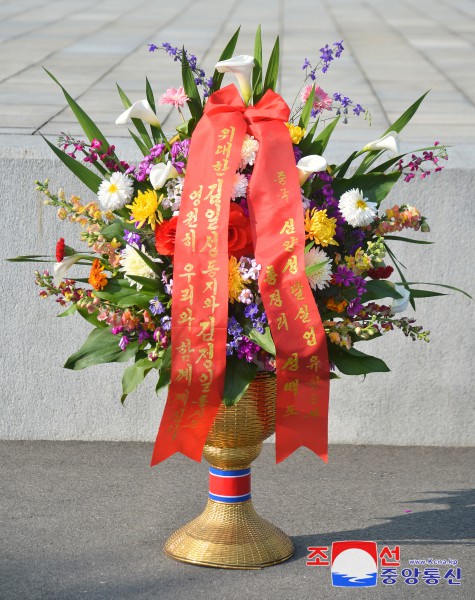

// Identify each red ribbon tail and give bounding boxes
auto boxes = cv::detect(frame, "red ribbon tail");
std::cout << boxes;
[275,422,328,464]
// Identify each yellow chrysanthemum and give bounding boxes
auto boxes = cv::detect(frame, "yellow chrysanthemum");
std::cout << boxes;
[126,189,163,228]
[304,208,338,247]
[285,122,305,144]
[228,256,245,303]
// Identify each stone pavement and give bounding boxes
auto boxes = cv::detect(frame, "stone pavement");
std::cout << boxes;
[1,442,473,600]
[0,0,474,145]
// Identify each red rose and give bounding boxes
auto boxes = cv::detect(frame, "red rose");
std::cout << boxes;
[155,204,254,258]
[56,237,65,262]
[155,216,178,256]
[228,203,254,258]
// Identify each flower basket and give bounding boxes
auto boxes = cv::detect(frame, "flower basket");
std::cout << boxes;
[9,27,469,569]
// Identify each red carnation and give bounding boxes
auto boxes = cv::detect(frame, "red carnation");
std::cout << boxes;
[367,265,393,280]
[56,237,65,262]
[155,217,178,256]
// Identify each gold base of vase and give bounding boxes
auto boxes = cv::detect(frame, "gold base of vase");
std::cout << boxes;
[164,499,294,569]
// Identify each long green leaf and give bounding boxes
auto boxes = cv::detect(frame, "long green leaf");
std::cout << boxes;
[121,356,159,404]
[360,280,403,303]
[331,171,401,205]
[223,355,258,406]
[42,136,102,193]
[328,344,390,376]
[245,325,276,355]
[384,235,433,244]
[211,26,241,93]
[308,115,340,155]
[398,282,472,299]
[182,48,203,119]
[64,328,138,370]
[298,84,315,129]
[385,244,415,310]
[156,346,172,392]
[44,68,112,149]
[263,36,280,93]
[252,25,263,102]
[384,91,429,136]
[146,77,162,143]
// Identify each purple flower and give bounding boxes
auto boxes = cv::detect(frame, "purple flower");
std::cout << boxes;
[244,303,259,319]
[302,58,311,70]
[123,230,141,245]
[111,326,124,335]
[333,40,344,58]
[236,337,260,362]
[227,316,243,338]
[150,296,165,315]
[138,330,150,344]
[119,335,129,351]
[293,145,303,163]
[353,103,364,116]
[333,266,355,287]
[148,44,158,52]
[347,298,364,318]
[319,44,333,73]
[160,316,171,331]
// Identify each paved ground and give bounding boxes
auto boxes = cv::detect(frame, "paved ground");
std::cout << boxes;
[0,442,473,599]
[0,0,474,145]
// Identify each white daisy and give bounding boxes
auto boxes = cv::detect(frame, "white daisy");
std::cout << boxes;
[97,172,134,211]
[338,188,377,227]
[239,134,259,170]
[119,244,161,289]
[231,173,248,200]
[304,247,333,290]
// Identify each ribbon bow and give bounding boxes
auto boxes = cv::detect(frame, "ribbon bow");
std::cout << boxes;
[151,85,329,466]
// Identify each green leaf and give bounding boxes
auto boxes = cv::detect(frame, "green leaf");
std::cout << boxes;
[211,26,241,94]
[101,219,138,242]
[58,305,78,317]
[128,129,149,156]
[384,91,429,136]
[308,115,340,155]
[6,254,55,263]
[397,282,472,299]
[328,344,390,376]
[176,117,197,138]
[126,274,164,294]
[145,77,162,143]
[263,35,280,94]
[409,289,447,298]
[44,69,112,149]
[64,328,138,370]
[331,171,401,205]
[121,356,159,404]
[117,82,154,150]
[181,48,203,120]
[252,25,263,102]
[95,285,156,309]
[245,325,276,355]
[332,150,359,177]
[77,307,108,328]
[360,280,403,303]
[384,235,433,244]
[385,244,415,310]
[298,84,315,129]
[223,355,258,407]
[41,136,102,193]
[299,119,319,153]
[156,346,172,392]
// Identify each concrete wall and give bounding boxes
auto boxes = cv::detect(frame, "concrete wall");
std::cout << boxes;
[1,137,473,446]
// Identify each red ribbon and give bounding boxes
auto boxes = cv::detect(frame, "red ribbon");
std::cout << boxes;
[151,85,329,466]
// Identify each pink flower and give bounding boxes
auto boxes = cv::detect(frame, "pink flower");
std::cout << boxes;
[301,84,333,113]
[158,86,189,108]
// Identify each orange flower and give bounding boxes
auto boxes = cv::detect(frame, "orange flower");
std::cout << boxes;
[326,297,348,313]
[88,259,108,291]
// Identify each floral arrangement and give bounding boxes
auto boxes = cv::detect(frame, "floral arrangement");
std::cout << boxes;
[11,28,468,457]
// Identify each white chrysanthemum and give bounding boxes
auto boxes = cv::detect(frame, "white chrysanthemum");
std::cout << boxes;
[304,247,333,290]
[162,178,183,212]
[231,173,248,200]
[338,188,377,227]
[97,172,134,211]
[239,134,259,170]
[119,244,161,289]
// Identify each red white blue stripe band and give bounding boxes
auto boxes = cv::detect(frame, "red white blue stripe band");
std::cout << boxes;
[209,466,251,503]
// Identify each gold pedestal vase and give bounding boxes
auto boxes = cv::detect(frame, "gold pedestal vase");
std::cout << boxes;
[164,372,294,569]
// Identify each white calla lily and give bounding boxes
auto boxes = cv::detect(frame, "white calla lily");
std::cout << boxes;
[53,254,83,285]
[391,284,411,313]
[215,55,254,104]
[149,161,179,190]
[297,155,327,186]
[115,99,160,127]
[363,131,400,157]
